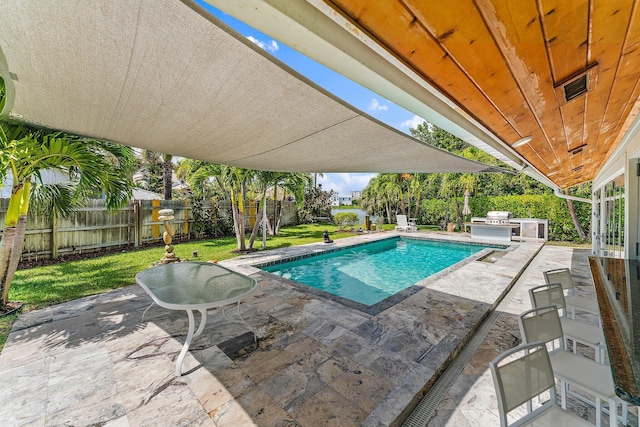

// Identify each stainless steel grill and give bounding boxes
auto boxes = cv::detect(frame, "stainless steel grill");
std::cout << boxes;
[485,211,512,225]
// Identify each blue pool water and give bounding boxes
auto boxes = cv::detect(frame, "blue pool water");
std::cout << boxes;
[261,238,498,306]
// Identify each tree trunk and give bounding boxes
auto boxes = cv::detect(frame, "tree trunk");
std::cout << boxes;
[275,191,285,234]
[454,193,462,229]
[163,160,172,200]
[567,198,588,240]
[247,200,263,249]
[0,226,17,307]
[265,216,273,236]
[231,201,246,251]
[385,202,392,224]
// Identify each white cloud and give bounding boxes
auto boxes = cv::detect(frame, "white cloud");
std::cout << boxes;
[401,115,425,129]
[368,98,389,111]
[318,173,376,195]
[246,36,279,53]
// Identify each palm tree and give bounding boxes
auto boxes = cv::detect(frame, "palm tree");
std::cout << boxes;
[162,153,173,200]
[0,122,136,308]
[312,172,324,188]
[273,173,311,234]
[362,174,398,224]
[139,150,173,200]
[248,171,283,249]
[176,160,254,251]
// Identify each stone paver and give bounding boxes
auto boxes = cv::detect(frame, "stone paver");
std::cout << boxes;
[0,231,551,426]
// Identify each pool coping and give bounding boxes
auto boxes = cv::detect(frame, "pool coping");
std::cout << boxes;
[221,231,545,425]
[251,235,511,316]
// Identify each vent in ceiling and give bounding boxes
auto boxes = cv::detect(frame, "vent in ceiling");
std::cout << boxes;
[564,76,587,101]
[569,144,587,155]
[555,63,599,105]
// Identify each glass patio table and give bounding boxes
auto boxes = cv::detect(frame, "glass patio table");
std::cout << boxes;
[135,262,257,376]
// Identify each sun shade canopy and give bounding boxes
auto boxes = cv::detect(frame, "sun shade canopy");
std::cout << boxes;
[0,0,501,174]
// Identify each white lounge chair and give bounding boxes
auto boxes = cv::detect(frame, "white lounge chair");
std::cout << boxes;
[529,283,605,363]
[543,268,600,324]
[490,342,592,427]
[395,215,416,232]
[518,305,629,427]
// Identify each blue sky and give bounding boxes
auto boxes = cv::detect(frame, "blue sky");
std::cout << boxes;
[198,2,426,195]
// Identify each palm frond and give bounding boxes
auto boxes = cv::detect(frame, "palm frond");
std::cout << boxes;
[29,181,82,220]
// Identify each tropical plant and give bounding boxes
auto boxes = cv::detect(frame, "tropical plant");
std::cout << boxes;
[297,184,333,223]
[174,160,255,251]
[0,121,136,308]
[250,171,310,243]
[247,170,283,249]
[138,150,174,199]
[162,153,173,200]
[333,212,360,229]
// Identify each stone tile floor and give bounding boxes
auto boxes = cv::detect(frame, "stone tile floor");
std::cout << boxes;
[0,231,632,426]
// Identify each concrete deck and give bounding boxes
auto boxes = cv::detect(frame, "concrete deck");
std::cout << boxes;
[0,231,622,426]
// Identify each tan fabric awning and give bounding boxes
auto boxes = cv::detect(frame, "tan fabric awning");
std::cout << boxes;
[0,0,501,174]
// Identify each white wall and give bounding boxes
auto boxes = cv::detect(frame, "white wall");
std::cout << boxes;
[593,113,640,258]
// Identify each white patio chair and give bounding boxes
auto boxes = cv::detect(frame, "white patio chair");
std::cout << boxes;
[543,268,600,324]
[395,215,416,232]
[490,341,592,427]
[529,283,606,363]
[518,305,629,426]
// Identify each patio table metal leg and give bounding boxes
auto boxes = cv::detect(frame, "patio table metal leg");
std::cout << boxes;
[222,301,256,343]
[175,309,207,376]
[141,302,155,322]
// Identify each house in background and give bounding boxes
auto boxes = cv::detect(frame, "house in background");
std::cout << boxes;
[329,194,352,206]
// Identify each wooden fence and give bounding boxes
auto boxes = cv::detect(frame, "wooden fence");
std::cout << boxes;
[0,198,296,261]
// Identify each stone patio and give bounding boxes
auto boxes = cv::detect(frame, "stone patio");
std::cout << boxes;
[1,232,622,426]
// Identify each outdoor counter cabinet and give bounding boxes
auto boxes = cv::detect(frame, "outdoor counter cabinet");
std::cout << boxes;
[589,256,640,405]
[135,262,257,376]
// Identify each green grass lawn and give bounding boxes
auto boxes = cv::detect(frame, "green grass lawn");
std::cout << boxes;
[0,223,357,350]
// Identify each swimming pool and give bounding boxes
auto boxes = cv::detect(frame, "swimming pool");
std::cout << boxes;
[261,237,501,306]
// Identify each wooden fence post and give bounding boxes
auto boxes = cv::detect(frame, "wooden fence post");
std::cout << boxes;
[133,200,141,247]
[151,199,160,238]
[183,199,189,238]
[51,214,58,259]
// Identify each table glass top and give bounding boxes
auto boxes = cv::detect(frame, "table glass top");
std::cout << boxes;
[135,262,257,309]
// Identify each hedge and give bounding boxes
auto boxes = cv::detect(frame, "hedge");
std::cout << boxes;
[333,212,360,228]
[418,194,591,242]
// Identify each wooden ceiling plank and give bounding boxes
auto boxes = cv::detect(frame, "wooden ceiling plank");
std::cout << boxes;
[329,0,520,142]
[475,0,565,174]
[538,0,589,82]
[400,0,534,134]
[596,78,640,174]
[400,0,558,170]
[537,0,591,182]
[582,0,635,177]
[588,1,640,173]
[329,0,640,187]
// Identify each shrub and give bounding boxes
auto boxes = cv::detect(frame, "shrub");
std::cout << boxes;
[333,212,360,228]
[419,194,591,241]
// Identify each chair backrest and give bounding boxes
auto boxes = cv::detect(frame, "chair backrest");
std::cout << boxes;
[518,305,565,351]
[529,283,567,314]
[490,342,557,426]
[397,215,408,226]
[543,268,574,295]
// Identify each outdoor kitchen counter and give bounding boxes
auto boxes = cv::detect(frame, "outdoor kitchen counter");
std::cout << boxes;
[466,222,518,242]
[588,256,640,405]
